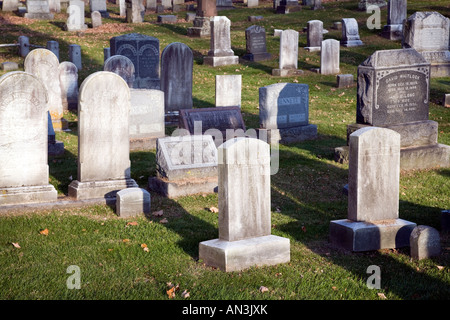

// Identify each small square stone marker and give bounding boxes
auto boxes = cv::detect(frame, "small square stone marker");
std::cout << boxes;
[116,187,151,217]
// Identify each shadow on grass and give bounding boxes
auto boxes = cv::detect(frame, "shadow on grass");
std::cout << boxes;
[156,22,189,36]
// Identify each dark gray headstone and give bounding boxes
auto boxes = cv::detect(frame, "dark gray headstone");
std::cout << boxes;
[110,33,160,89]
[243,25,271,62]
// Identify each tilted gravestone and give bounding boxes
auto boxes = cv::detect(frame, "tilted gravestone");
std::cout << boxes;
[58,61,79,111]
[103,55,136,88]
[402,11,450,78]
[129,88,165,150]
[242,25,271,62]
[148,135,218,198]
[24,49,68,131]
[335,48,450,170]
[272,29,303,76]
[68,71,138,200]
[341,18,364,47]
[199,137,290,272]
[0,72,58,205]
[203,16,239,67]
[330,127,416,252]
[305,20,323,52]
[258,83,317,144]
[160,42,194,113]
[110,33,160,89]
[215,75,241,108]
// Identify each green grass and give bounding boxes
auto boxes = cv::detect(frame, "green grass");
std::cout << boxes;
[0,0,449,301]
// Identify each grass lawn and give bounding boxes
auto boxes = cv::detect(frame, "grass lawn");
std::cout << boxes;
[0,0,449,304]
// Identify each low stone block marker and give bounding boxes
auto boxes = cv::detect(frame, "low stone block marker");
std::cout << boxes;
[336,74,354,88]
[199,137,290,272]
[410,225,441,260]
[116,187,151,217]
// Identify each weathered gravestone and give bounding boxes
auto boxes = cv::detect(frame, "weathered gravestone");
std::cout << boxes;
[24,0,54,19]
[65,0,88,31]
[146,0,156,11]
[58,61,79,111]
[403,12,450,77]
[242,25,272,62]
[48,0,61,12]
[0,72,58,205]
[334,49,450,170]
[444,94,450,108]
[382,0,407,41]
[91,10,102,28]
[116,187,151,217]
[161,0,171,9]
[216,0,233,10]
[203,16,239,67]
[1,62,19,71]
[312,0,323,10]
[160,42,193,113]
[157,15,177,23]
[358,0,386,10]
[110,33,160,89]
[69,44,82,70]
[341,18,364,47]
[148,135,218,198]
[2,0,19,11]
[247,0,258,7]
[46,41,59,61]
[199,137,290,272]
[126,0,145,23]
[187,0,217,38]
[305,20,323,52]
[258,83,317,145]
[129,88,165,150]
[410,225,441,260]
[330,127,416,252]
[103,54,136,88]
[90,0,109,17]
[272,29,303,76]
[103,47,111,61]
[179,107,247,147]
[275,0,300,14]
[24,49,68,131]
[215,75,241,108]
[320,39,340,75]
[119,0,126,16]
[68,71,139,200]
[337,74,354,88]
[47,111,65,156]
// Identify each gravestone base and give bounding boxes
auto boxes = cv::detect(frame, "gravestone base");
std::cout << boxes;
[382,24,403,41]
[68,178,139,200]
[187,17,211,38]
[305,46,321,52]
[148,176,218,198]
[203,56,239,67]
[258,125,318,145]
[0,185,57,206]
[242,52,272,62]
[130,136,161,151]
[329,219,416,252]
[429,62,450,78]
[272,68,304,76]
[199,235,290,272]
[24,12,54,19]
[341,40,363,47]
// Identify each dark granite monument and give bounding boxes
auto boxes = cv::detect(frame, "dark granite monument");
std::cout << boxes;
[242,25,272,62]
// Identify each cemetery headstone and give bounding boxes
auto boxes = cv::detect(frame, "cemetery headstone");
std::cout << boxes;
[341,18,364,47]
[161,0,171,9]
[358,0,387,10]
[146,0,156,11]
[187,0,217,37]
[157,15,177,23]
[247,0,258,7]
[160,42,193,113]
[272,29,303,76]
[215,75,241,108]
[410,225,441,260]
[68,71,139,200]
[24,49,68,131]
[119,0,126,16]
[1,62,19,71]
[336,74,354,88]
[116,187,151,217]
[48,0,61,12]
[320,39,340,75]
[330,127,416,251]
[0,72,58,205]
[24,0,54,19]
[216,0,233,10]
[129,88,165,150]
[242,25,272,62]
[58,61,79,111]
[46,41,59,61]
[402,11,450,77]
[90,0,109,17]
[126,0,145,23]
[258,83,317,144]
[110,33,160,89]
[275,0,300,14]
[69,44,82,70]
[91,10,102,28]
[47,111,65,156]
[103,55,136,88]
[103,47,111,61]
[2,0,19,12]
[65,0,88,31]
[203,16,239,67]
[18,36,30,57]
[444,94,450,108]
[148,135,218,198]
[199,137,290,272]
[334,48,450,170]
[382,0,407,41]
[305,20,323,52]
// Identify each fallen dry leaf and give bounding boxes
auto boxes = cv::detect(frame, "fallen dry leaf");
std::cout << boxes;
[437,265,444,271]
[127,221,139,226]
[160,218,168,224]
[332,286,337,291]
[122,239,130,243]
[209,206,219,213]
[259,286,269,293]
[39,228,49,236]
[152,210,164,217]
[12,242,21,249]
[181,290,190,298]
[141,243,149,252]
[301,226,307,233]
[167,287,176,299]
[377,293,387,299]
